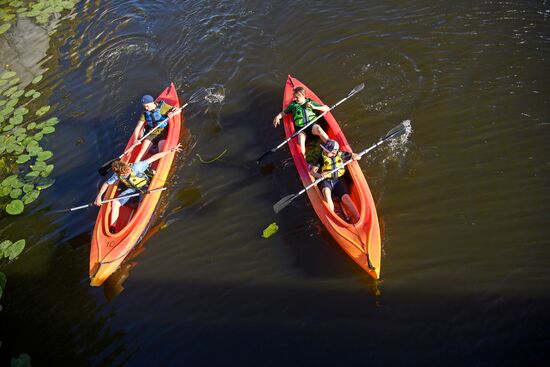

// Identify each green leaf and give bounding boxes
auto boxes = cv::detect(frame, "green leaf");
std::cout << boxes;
[41,164,54,177]
[16,155,30,164]
[27,122,37,130]
[32,91,41,99]
[10,177,23,188]
[0,23,12,35]
[45,117,59,126]
[8,77,20,86]
[25,171,40,177]
[2,123,14,132]
[9,188,22,199]
[22,189,39,204]
[6,97,19,108]
[10,115,23,125]
[0,240,12,254]
[31,75,43,84]
[33,132,43,141]
[23,184,34,193]
[12,90,24,98]
[5,239,25,261]
[36,179,54,190]
[262,222,279,239]
[0,71,16,80]
[10,353,31,367]
[36,150,52,161]
[5,199,24,215]
[2,86,17,97]
[36,105,50,116]
[13,107,28,116]
[24,89,36,97]
[42,126,55,134]
[0,186,11,197]
[1,175,17,187]
[1,106,14,116]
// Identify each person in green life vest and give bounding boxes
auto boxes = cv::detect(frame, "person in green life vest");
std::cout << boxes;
[133,94,180,162]
[309,139,361,223]
[94,143,182,232]
[273,86,330,157]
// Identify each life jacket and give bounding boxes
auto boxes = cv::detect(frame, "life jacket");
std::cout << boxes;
[118,164,149,192]
[144,100,167,129]
[321,150,346,180]
[292,98,316,128]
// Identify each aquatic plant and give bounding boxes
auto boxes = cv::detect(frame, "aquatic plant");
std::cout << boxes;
[0,0,79,35]
[0,68,57,215]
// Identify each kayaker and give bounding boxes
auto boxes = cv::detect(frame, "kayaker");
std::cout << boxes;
[95,143,182,232]
[273,86,330,157]
[309,139,361,223]
[133,94,180,162]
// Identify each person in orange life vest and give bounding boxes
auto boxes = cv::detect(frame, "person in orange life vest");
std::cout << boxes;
[273,86,330,157]
[309,139,361,223]
[94,143,182,232]
[133,94,180,162]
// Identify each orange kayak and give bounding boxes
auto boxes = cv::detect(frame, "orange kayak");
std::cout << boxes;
[282,75,381,279]
[89,83,181,286]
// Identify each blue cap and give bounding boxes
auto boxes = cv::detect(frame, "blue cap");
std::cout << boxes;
[141,95,154,104]
[321,139,339,153]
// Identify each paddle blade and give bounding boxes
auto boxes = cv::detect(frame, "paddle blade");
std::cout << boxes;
[382,120,409,142]
[187,87,209,104]
[348,83,365,97]
[97,158,116,176]
[273,194,297,213]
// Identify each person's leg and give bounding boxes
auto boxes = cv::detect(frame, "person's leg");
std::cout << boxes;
[110,200,120,230]
[341,194,360,223]
[135,140,152,162]
[157,139,166,152]
[298,132,307,157]
[312,124,329,143]
[321,186,334,211]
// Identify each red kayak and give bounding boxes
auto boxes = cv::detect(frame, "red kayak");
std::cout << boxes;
[89,83,181,286]
[282,75,381,279]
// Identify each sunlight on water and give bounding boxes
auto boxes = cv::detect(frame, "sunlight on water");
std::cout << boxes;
[204,85,226,104]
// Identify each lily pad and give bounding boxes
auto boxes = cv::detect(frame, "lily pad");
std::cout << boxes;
[0,240,11,259]
[262,222,279,239]
[42,126,55,134]
[6,97,19,108]
[34,132,43,141]
[22,184,34,193]
[5,199,24,215]
[25,171,40,178]
[10,115,23,125]
[8,77,20,86]
[0,23,12,35]
[1,175,17,186]
[0,186,11,197]
[6,239,25,260]
[2,86,17,96]
[24,89,36,97]
[10,177,23,189]
[1,106,14,116]
[10,188,22,199]
[36,179,54,190]
[14,107,28,116]
[16,155,30,164]
[12,90,24,98]
[31,75,43,84]
[36,105,50,116]
[41,164,54,177]
[2,123,14,132]
[37,150,53,161]
[45,117,59,126]
[0,71,16,80]
[32,91,41,99]
[22,189,39,204]
[27,122,37,130]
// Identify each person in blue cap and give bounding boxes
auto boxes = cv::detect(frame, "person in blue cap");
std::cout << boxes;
[133,94,179,162]
[309,139,361,223]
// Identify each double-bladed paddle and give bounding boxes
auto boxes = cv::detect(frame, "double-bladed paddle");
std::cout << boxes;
[256,83,365,163]
[55,186,168,213]
[273,121,410,213]
[97,88,208,176]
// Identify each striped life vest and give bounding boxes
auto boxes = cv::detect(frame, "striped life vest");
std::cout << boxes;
[321,150,346,180]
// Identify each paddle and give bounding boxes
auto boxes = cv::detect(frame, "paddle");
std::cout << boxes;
[55,186,168,213]
[97,88,208,176]
[256,83,365,163]
[273,121,409,213]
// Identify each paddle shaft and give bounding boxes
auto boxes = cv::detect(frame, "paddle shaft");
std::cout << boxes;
[257,83,364,161]
[67,187,167,212]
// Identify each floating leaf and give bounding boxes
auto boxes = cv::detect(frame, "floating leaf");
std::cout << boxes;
[9,188,22,198]
[11,177,23,189]
[10,115,23,125]
[37,150,53,161]
[22,189,39,204]
[41,164,54,177]
[31,75,43,84]
[23,184,34,193]
[1,175,17,187]
[0,271,6,289]
[0,186,11,196]
[3,86,17,96]
[33,132,43,141]
[6,97,19,108]
[14,127,26,136]
[36,179,54,190]
[27,122,37,130]
[32,91,41,99]
[13,107,28,116]
[5,199,24,215]
[32,161,46,171]
[1,106,14,116]
[2,123,14,132]
[25,171,40,177]
[0,240,11,259]
[42,126,55,134]
[36,105,50,116]
[24,89,36,97]
[0,23,12,35]
[45,117,59,126]
[262,222,279,239]
[5,239,25,261]
[8,77,20,86]
[0,70,16,80]
[12,89,24,98]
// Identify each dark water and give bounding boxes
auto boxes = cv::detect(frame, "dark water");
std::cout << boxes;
[1,0,550,365]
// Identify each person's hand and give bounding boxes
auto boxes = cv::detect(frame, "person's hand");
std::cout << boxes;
[306,102,313,109]
[352,153,361,161]
[321,172,331,179]
[94,196,103,206]
[170,143,183,153]
[273,114,281,127]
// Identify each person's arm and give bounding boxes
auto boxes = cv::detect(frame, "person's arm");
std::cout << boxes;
[273,104,294,127]
[144,143,183,165]
[95,181,110,206]
[133,119,145,142]
[309,164,324,179]
[307,100,330,113]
